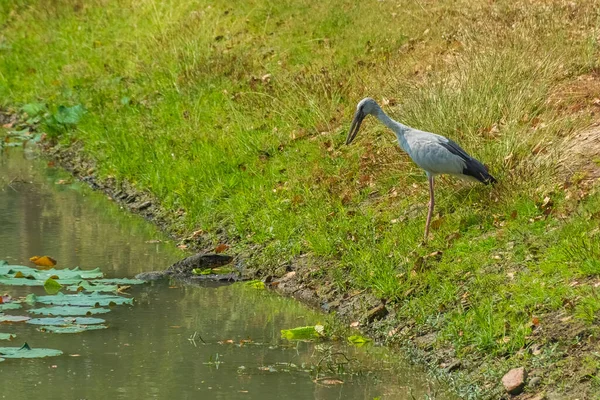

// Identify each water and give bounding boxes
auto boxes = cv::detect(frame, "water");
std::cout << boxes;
[0,149,448,399]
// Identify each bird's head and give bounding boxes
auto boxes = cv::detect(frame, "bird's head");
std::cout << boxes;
[346,97,379,145]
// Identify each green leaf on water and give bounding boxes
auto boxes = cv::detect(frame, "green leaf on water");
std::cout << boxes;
[0,343,62,358]
[39,324,107,334]
[44,277,62,295]
[347,335,372,346]
[29,306,111,316]
[0,276,84,286]
[245,280,265,290]
[281,325,324,340]
[27,317,105,326]
[0,303,21,311]
[66,278,145,292]
[0,315,30,323]
[0,333,15,340]
[0,264,103,284]
[66,281,118,293]
[26,292,134,307]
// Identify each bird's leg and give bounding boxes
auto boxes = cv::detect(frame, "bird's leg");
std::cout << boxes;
[424,175,435,243]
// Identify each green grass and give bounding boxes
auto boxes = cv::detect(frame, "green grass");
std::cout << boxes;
[2,0,600,397]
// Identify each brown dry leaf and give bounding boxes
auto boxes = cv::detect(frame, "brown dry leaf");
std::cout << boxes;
[29,255,57,268]
[215,243,229,253]
[532,317,540,327]
[349,321,359,328]
[117,285,131,293]
[510,210,518,220]
[497,336,511,344]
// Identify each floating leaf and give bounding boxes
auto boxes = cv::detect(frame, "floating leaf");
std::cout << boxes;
[29,306,111,316]
[0,264,103,281]
[30,256,57,268]
[39,324,107,334]
[66,281,118,293]
[0,343,62,358]
[0,303,21,311]
[44,277,62,295]
[347,335,372,346]
[27,317,105,326]
[0,276,83,286]
[245,280,265,290]
[0,315,30,323]
[0,333,15,340]
[281,325,323,340]
[26,292,133,307]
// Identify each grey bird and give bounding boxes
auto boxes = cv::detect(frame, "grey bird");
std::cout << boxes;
[346,97,497,242]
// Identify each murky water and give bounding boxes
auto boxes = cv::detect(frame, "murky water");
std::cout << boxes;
[0,149,449,399]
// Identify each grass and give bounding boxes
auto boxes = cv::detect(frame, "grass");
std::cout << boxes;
[2,0,600,397]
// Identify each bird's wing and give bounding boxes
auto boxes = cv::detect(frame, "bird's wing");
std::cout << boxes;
[405,130,496,184]
[435,137,472,162]
[435,136,496,184]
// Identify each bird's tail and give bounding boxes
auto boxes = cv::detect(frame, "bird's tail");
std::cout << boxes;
[463,158,497,185]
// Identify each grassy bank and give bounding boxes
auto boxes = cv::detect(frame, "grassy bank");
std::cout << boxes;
[2,0,600,397]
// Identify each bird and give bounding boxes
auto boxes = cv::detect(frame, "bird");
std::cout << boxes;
[346,97,497,242]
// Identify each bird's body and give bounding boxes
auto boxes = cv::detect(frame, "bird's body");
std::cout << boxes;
[346,98,496,242]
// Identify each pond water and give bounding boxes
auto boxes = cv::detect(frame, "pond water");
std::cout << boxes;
[0,149,450,399]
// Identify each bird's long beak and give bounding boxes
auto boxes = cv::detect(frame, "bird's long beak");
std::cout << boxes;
[346,110,365,145]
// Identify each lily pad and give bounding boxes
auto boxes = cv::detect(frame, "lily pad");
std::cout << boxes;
[0,303,21,311]
[0,276,84,286]
[39,324,107,334]
[0,315,30,323]
[0,343,62,358]
[27,317,105,326]
[29,306,110,316]
[0,333,15,340]
[26,292,133,307]
[66,281,119,293]
[281,325,324,340]
[245,280,265,290]
[0,264,103,281]
[44,277,62,295]
[347,335,372,346]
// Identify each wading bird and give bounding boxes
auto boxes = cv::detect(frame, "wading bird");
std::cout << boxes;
[346,98,496,242]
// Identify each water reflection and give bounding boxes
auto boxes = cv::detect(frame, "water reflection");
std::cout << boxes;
[0,149,448,399]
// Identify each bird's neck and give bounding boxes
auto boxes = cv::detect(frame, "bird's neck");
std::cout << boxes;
[374,107,409,149]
